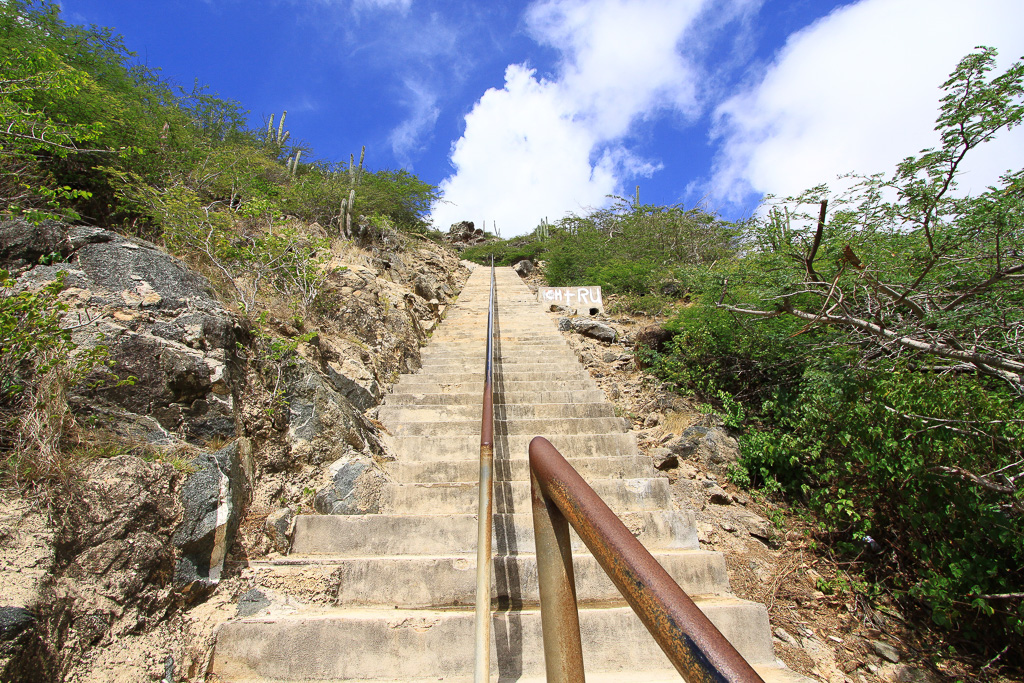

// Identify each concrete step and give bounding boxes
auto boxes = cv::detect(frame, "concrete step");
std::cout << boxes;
[418,357,578,371]
[208,668,809,683]
[383,432,638,461]
[289,510,698,556]
[386,416,629,437]
[248,549,729,608]
[379,402,616,423]
[381,389,607,406]
[384,454,650,483]
[211,599,775,680]
[384,477,669,515]
[393,369,592,386]
[421,344,573,357]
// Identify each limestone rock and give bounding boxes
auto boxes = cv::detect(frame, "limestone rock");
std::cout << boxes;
[707,485,732,505]
[265,508,295,554]
[445,221,487,248]
[414,273,446,303]
[893,664,939,682]
[325,357,382,412]
[39,456,182,674]
[773,626,798,646]
[278,356,377,471]
[665,425,740,473]
[314,457,382,515]
[571,318,617,343]
[651,448,678,471]
[870,639,900,663]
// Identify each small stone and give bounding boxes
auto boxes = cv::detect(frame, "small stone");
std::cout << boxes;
[773,627,798,646]
[0,606,35,641]
[651,448,678,471]
[721,520,738,533]
[678,463,698,479]
[893,664,940,682]
[708,486,732,505]
[265,507,294,554]
[870,639,900,663]
[643,413,662,428]
[236,588,272,617]
[602,351,617,363]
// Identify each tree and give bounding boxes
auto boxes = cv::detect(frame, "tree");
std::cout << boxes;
[717,47,1024,394]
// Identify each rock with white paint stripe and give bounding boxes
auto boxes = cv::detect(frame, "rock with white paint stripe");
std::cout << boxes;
[173,441,246,589]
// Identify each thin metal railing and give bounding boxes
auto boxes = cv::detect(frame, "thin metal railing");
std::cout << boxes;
[529,436,766,683]
[473,259,496,682]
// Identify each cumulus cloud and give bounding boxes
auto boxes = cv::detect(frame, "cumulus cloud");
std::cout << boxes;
[710,0,1024,208]
[432,0,712,235]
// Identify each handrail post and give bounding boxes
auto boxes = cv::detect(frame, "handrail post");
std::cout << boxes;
[529,436,765,683]
[530,468,585,683]
[473,259,496,682]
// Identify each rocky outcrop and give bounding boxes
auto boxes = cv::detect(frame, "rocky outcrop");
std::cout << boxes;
[444,221,487,249]
[0,218,471,680]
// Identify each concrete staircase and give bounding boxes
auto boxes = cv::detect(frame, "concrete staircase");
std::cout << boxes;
[211,267,811,682]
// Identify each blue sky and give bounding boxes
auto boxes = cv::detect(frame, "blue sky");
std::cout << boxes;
[61,0,1024,236]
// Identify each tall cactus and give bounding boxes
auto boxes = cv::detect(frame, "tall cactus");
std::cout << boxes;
[266,111,291,148]
[339,146,365,238]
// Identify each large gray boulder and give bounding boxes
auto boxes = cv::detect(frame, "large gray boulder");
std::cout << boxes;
[512,260,534,277]
[3,221,215,309]
[275,356,378,471]
[571,317,617,343]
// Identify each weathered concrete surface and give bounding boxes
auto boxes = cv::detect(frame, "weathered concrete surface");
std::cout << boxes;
[210,267,811,682]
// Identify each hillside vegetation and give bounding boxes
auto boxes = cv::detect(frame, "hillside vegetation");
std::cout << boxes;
[1,0,446,476]
[468,48,1024,669]
[3,0,1023,675]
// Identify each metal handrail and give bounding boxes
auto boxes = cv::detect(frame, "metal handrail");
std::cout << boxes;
[529,436,766,683]
[473,259,496,682]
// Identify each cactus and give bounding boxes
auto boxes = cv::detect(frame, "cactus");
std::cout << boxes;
[266,111,291,147]
[340,146,365,238]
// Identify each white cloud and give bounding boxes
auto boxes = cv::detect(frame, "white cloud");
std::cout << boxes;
[389,80,440,168]
[351,0,412,13]
[432,0,713,235]
[710,0,1024,208]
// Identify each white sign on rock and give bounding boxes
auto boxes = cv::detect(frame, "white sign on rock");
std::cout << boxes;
[538,286,604,314]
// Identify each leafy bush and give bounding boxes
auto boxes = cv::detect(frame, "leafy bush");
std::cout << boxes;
[1,271,116,483]
[462,236,547,266]
[645,48,1024,661]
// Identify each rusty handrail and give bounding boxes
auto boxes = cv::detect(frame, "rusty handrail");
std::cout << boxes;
[529,436,765,683]
[473,259,496,682]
